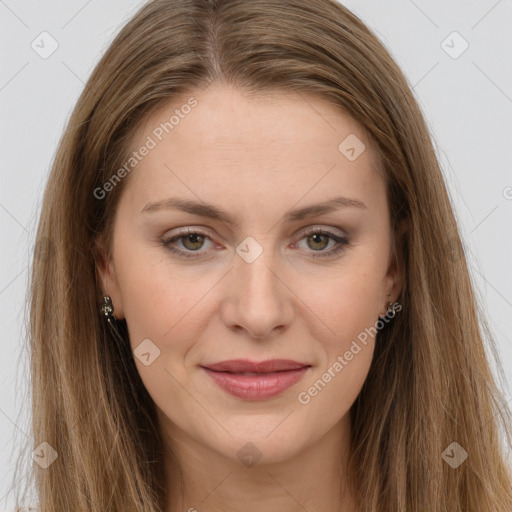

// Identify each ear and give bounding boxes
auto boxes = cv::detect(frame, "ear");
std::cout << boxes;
[93,236,125,320]
[383,218,408,307]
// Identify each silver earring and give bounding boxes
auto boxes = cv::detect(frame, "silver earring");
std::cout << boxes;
[100,295,126,345]
[100,295,117,327]
[100,294,114,317]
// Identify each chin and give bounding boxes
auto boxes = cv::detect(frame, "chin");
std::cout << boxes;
[205,419,316,467]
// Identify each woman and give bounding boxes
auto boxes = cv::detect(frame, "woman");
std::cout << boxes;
[15,0,512,510]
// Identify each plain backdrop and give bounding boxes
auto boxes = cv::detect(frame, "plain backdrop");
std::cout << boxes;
[1,0,511,507]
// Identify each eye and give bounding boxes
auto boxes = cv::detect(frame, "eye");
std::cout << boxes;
[295,228,349,259]
[161,228,215,258]
[160,226,349,259]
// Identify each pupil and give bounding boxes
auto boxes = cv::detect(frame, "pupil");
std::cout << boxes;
[184,233,203,250]
[309,234,327,250]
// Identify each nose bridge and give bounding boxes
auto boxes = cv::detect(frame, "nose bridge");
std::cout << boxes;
[235,234,282,301]
[222,234,293,337]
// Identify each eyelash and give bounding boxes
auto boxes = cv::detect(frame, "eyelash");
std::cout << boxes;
[160,227,349,260]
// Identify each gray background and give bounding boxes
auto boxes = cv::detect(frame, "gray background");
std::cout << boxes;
[1,0,511,507]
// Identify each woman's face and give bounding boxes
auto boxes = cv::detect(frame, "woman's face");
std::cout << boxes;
[96,84,402,466]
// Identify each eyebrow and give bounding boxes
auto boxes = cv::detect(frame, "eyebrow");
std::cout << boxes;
[140,195,367,226]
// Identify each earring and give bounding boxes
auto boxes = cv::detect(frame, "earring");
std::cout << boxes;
[384,292,400,317]
[100,295,126,345]
[385,300,396,315]
[379,291,397,318]
[100,295,116,327]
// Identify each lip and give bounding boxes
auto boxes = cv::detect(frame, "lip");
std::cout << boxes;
[201,359,311,400]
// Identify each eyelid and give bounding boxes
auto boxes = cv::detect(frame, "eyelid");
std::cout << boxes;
[301,225,347,237]
[160,225,349,259]
[161,224,347,240]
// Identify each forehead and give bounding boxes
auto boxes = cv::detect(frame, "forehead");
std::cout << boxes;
[131,84,380,161]
[119,84,385,219]
[161,86,366,137]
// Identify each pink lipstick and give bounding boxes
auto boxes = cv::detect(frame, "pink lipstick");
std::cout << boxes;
[201,359,310,400]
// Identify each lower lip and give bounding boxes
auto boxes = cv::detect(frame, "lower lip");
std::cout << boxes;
[202,366,310,400]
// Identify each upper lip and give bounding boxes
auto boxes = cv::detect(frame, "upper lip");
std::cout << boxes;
[202,359,310,373]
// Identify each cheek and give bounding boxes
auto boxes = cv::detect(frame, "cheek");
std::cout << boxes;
[118,260,204,420]
[114,245,204,344]
[291,265,382,412]
[301,265,384,349]
[116,255,221,410]
[295,338,374,439]
[295,274,380,420]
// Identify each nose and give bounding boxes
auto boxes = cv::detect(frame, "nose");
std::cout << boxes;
[219,246,295,340]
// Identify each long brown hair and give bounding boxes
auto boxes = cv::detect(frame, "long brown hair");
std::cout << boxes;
[13,0,512,510]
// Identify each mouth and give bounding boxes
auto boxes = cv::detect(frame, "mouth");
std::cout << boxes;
[203,358,309,373]
[200,359,311,400]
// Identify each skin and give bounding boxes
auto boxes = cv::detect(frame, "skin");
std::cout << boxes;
[95,83,405,511]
